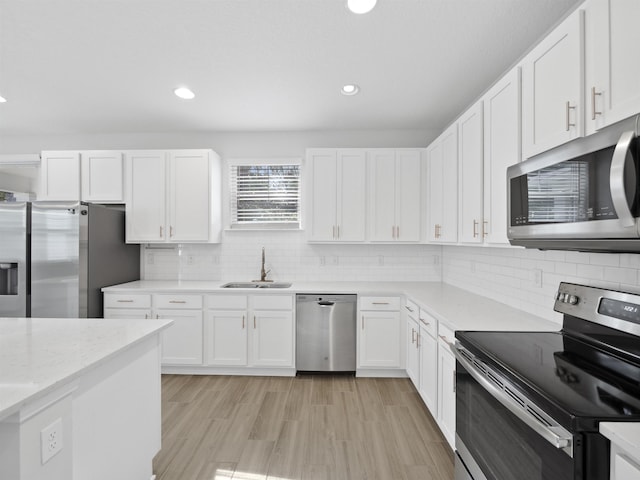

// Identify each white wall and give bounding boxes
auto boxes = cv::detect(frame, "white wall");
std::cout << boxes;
[143,231,442,283]
[442,245,640,323]
[0,129,439,156]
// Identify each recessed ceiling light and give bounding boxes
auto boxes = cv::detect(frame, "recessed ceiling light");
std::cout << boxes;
[347,0,377,14]
[341,84,360,96]
[174,87,195,100]
[0,95,6,103]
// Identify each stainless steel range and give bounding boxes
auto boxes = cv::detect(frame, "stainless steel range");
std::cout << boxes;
[454,282,640,480]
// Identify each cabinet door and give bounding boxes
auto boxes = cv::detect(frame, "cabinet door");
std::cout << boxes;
[426,141,443,242]
[80,151,124,203]
[458,102,484,244]
[39,151,80,200]
[406,316,420,388]
[156,309,203,365]
[419,327,438,415]
[585,0,640,134]
[437,343,456,449]
[103,308,151,319]
[250,310,294,367]
[440,126,459,243]
[359,311,401,368]
[522,10,583,158]
[205,310,247,366]
[126,151,166,243]
[307,149,338,241]
[395,150,421,242]
[336,150,367,241]
[169,150,211,242]
[368,150,397,242]
[483,67,521,245]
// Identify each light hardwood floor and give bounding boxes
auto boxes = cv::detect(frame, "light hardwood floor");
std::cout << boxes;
[154,375,454,480]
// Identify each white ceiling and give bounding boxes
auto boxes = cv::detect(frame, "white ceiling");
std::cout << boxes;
[0,0,582,137]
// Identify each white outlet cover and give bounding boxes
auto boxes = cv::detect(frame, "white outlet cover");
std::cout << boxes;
[40,417,63,464]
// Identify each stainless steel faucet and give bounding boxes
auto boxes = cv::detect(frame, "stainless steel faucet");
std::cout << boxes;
[260,247,271,282]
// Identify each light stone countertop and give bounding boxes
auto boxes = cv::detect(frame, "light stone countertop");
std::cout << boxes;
[0,317,173,421]
[103,280,560,332]
[600,422,640,461]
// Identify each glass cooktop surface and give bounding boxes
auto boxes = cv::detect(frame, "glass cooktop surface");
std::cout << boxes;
[456,329,640,430]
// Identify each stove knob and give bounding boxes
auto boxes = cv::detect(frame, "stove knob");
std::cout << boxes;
[556,292,565,301]
[568,295,578,305]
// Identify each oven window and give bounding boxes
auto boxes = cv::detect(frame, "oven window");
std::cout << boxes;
[456,364,574,480]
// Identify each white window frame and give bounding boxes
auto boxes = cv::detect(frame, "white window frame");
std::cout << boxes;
[227,158,302,230]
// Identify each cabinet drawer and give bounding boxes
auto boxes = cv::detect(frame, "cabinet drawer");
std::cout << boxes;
[418,308,437,339]
[438,322,456,348]
[207,294,248,310]
[360,296,400,311]
[104,293,151,309]
[154,294,203,309]
[404,299,419,318]
[251,295,293,310]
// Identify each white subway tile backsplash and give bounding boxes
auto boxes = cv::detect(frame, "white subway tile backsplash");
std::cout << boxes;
[443,245,640,322]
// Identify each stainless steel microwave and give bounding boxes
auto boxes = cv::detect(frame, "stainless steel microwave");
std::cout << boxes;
[507,118,640,252]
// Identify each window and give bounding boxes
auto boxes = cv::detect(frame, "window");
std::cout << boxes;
[229,162,301,228]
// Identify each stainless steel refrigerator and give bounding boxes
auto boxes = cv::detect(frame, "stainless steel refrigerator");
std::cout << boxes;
[0,201,140,318]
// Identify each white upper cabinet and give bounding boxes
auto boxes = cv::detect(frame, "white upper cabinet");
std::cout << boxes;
[168,150,214,242]
[39,150,124,202]
[522,10,584,158]
[584,0,640,135]
[39,151,81,201]
[306,148,366,242]
[457,101,484,244]
[125,149,221,244]
[80,151,124,203]
[369,149,421,242]
[427,125,458,244]
[482,67,521,245]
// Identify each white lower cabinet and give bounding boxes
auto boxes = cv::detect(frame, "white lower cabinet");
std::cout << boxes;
[405,300,420,387]
[437,323,457,449]
[359,296,402,370]
[418,309,438,416]
[153,294,204,366]
[205,294,294,369]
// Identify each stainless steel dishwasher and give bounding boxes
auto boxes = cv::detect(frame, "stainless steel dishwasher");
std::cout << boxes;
[296,294,357,372]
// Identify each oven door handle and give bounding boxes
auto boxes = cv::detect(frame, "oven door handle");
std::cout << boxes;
[610,130,637,228]
[453,344,574,457]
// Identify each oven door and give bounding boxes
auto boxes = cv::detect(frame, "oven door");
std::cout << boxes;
[454,344,576,480]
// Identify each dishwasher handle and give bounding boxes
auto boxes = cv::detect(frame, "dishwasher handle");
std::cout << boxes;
[317,300,335,307]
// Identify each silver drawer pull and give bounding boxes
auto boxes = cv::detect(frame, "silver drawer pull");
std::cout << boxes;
[169,300,187,304]
[405,305,414,312]
[372,302,390,305]
[420,318,429,325]
[117,299,134,303]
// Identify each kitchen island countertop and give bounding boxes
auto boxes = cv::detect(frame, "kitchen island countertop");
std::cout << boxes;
[0,316,172,421]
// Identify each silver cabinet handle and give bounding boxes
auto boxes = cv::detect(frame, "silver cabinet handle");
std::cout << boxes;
[332,225,336,239]
[242,315,245,329]
[610,131,637,227]
[117,299,134,303]
[483,220,488,237]
[453,344,573,456]
[591,86,602,120]
[144,313,148,319]
[372,302,389,305]
[473,220,478,238]
[254,315,256,329]
[337,225,340,239]
[405,305,414,313]
[170,226,174,238]
[565,101,576,131]
[411,328,416,344]
[160,226,163,238]
[416,333,420,348]
[419,318,429,325]
[169,300,186,304]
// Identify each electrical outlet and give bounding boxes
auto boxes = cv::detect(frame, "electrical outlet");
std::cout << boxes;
[319,255,326,266]
[330,256,339,265]
[378,255,384,266]
[147,252,154,265]
[187,255,194,265]
[41,418,63,464]
[533,268,543,288]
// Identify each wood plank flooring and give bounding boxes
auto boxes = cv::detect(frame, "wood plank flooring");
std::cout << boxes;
[154,375,454,480]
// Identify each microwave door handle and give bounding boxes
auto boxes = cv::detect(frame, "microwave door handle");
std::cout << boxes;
[453,344,573,457]
[610,131,637,228]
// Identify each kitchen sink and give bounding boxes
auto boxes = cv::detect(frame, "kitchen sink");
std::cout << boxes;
[221,282,292,289]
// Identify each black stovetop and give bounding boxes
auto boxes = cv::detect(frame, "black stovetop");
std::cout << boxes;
[456,325,640,431]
